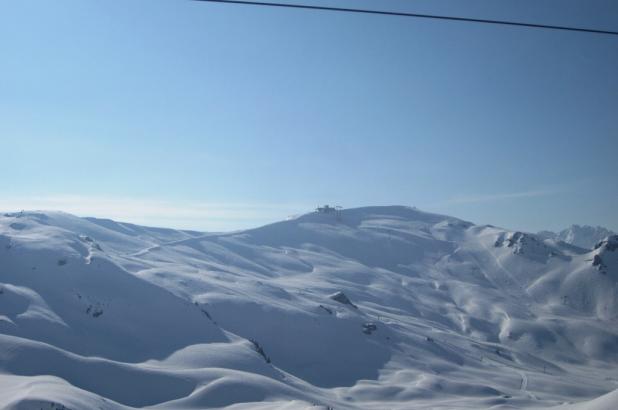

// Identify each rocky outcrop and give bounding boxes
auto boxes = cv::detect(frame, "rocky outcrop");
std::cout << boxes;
[329,291,357,309]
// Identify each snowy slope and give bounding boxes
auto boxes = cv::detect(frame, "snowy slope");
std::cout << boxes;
[1,207,617,409]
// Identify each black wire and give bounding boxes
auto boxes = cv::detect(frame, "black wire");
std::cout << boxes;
[192,0,618,36]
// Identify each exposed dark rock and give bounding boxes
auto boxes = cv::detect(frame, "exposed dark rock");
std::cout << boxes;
[362,322,377,335]
[250,339,271,363]
[594,235,618,252]
[47,402,73,410]
[86,304,104,318]
[329,291,357,309]
[200,308,212,320]
[494,231,561,263]
[80,235,103,251]
[591,236,617,273]
[592,254,605,268]
[319,304,333,315]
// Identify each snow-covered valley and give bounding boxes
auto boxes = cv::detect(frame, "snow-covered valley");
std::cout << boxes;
[1,206,617,409]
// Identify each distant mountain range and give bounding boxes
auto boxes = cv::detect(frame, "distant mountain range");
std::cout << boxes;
[538,225,616,249]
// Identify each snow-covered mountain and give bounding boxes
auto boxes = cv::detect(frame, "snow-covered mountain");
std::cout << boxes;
[1,207,617,410]
[538,225,616,250]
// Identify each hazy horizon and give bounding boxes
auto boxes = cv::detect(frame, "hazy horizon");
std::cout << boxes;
[1,201,616,234]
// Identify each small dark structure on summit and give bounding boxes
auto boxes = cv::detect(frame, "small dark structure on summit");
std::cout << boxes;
[316,205,343,220]
[316,205,337,213]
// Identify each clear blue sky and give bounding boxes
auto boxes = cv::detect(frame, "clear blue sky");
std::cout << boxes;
[1,0,617,232]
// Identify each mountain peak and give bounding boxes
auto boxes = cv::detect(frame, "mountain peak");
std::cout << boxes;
[538,224,616,250]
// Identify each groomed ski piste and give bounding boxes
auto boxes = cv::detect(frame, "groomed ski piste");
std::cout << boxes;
[0,206,617,409]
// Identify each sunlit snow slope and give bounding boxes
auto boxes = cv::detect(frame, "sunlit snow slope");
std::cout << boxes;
[1,207,617,410]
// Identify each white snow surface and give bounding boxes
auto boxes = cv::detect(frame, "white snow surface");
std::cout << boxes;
[0,206,617,409]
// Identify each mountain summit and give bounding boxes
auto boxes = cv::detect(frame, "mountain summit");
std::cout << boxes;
[538,224,616,250]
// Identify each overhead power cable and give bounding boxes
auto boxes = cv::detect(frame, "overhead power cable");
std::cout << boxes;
[192,0,618,36]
